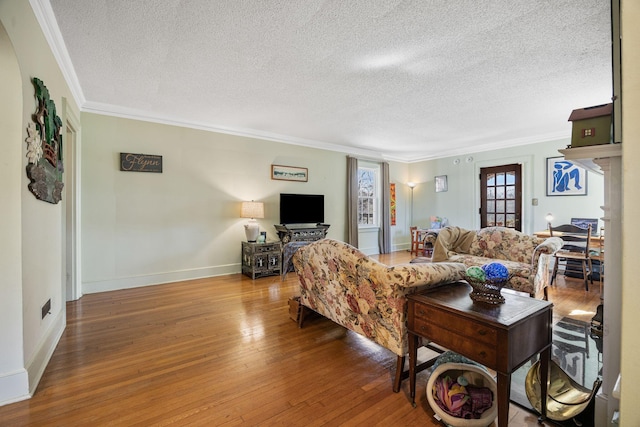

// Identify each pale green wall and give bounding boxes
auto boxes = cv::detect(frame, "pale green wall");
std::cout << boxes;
[81,113,410,289]
[84,111,607,290]
[408,139,605,234]
[79,106,609,296]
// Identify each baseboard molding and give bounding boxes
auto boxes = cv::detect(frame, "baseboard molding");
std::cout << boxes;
[83,263,240,294]
[26,308,66,397]
[395,243,411,253]
[359,244,411,256]
[0,369,30,406]
[0,297,66,407]
[359,246,379,256]
[594,390,613,426]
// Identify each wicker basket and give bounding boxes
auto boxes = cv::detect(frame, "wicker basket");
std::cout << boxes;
[426,362,498,427]
[465,275,508,305]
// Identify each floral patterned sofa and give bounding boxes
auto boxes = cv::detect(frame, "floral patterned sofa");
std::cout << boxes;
[430,226,563,299]
[292,238,466,392]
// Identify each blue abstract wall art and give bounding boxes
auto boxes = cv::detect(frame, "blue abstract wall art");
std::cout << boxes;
[546,157,588,196]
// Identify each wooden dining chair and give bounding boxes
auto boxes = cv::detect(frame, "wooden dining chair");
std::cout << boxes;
[409,226,426,256]
[550,224,593,291]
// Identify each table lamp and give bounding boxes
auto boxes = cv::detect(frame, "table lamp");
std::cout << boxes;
[545,213,554,231]
[241,201,264,242]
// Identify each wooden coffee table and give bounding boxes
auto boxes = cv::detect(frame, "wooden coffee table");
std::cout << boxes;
[407,281,552,426]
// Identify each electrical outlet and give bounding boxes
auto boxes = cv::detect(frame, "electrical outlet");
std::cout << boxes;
[41,298,51,319]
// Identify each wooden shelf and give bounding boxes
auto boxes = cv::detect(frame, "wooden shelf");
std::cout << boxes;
[559,144,622,175]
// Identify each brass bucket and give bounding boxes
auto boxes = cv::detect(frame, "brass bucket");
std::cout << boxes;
[525,359,602,421]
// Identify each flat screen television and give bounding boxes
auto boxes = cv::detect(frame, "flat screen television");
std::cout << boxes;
[279,193,324,225]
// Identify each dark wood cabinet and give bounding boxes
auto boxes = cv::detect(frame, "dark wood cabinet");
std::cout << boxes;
[241,241,282,279]
[274,224,329,243]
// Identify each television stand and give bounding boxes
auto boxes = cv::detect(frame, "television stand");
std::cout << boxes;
[274,224,330,243]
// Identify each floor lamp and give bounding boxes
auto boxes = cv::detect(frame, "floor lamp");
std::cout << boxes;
[408,182,416,227]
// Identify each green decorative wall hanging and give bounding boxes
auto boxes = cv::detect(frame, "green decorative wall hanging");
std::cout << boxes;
[25,77,64,204]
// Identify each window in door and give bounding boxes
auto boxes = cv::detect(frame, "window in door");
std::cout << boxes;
[480,164,522,231]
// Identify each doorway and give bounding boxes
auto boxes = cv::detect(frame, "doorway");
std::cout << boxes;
[480,164,522,231]
[62,104,81,301]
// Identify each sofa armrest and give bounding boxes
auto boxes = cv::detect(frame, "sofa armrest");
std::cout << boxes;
[386,262,467,288]
[531,237,564,266]
[355,259,466,356]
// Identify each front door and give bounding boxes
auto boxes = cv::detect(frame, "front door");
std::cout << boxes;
[480,164,522,231]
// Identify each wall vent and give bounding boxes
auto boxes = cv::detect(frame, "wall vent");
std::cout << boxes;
[41,298,51,319]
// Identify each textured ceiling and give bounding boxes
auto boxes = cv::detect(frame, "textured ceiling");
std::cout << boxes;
[41,0,612,162]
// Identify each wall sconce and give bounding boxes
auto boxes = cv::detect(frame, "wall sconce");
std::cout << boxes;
[241,201,264,242]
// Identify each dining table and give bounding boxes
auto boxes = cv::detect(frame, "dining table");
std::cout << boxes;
[534,230,603,248]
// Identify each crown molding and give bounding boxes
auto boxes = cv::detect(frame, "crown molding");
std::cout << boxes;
[81,101,391,160]
[30,0,85,107]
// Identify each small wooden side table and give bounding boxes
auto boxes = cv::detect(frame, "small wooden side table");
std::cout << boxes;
[241,241,282,279]
[407,281,552,426]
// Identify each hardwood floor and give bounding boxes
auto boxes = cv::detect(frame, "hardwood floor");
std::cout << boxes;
[0,251,602,426]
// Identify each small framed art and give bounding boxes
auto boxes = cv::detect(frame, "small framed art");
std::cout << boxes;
[271,164,308,182]
[435,175,448,193]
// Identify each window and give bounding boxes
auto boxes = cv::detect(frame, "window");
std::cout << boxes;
[358,165,379,226]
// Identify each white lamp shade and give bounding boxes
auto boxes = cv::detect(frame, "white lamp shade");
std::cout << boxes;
[241,201,264,219]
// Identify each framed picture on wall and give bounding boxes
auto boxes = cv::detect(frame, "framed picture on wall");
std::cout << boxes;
[271,164,308,182]
[435,175,448,193]
[546,157,587,196]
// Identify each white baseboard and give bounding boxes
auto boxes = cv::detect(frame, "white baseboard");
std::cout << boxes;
[392,243,411,253]
[359,246,379,256]
[0,302,66,407]
[361,244,411,256]
[83,263,240,294]
[0,369,29,406]
[26,308,66,396]
[595,388,620,427]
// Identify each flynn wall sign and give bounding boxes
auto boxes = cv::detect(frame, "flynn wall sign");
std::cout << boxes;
[120,153,163,173]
